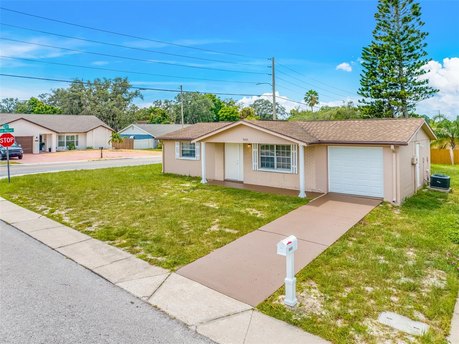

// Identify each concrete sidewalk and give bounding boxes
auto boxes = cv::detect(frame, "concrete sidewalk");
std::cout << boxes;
[178,193,380,306]
[0,197,328,344]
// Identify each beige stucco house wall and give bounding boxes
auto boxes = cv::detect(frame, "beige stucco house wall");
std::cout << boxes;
[160,120,434,205]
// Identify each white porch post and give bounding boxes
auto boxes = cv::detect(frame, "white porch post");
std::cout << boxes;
[50,133,57,153]
[298,144,306,198]
[201,142,207,184]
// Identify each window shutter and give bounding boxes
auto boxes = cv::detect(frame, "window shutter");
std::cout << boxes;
[252,143,258,170]
[175,142,180,159]
[195,142,201,160]
[291,144,298,174]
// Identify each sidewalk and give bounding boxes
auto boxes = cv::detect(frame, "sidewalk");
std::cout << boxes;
[0,197,328,344]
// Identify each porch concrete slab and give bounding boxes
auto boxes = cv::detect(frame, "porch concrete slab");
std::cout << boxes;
[0,207,42,224]
[148,273,252,326]
[117,274,169,300]
[6,216,63,233]
[178,230,326,306]
[178,193,379,306]
[28,225,91,248]
[57,238,131,270]
[94,256,168,284]
[245,311,329,344]
[196,310,253,344]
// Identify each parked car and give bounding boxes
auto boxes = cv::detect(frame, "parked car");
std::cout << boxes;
[0,143,23,160]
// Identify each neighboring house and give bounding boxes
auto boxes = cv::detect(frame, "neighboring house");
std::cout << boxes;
[0,114,113,154]
[158,118,436,204]
[118,123,190,149]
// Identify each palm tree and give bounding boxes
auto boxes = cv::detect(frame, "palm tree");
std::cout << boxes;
[431,115,459,164]
[304,90,319,112]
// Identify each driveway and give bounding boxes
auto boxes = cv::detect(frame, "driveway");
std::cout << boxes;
[19,149,160,164]
[178,193,381,306]
[0,221,212,344]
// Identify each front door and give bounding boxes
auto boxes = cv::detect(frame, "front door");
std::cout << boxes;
[225,143,243,181]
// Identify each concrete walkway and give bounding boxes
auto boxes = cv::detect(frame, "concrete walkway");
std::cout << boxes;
[0,197,328,344]
[178,193,381,306]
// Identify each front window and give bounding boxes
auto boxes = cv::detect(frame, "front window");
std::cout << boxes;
[259,144,291,171]
[57,135,79,149]
[180,142,196,158]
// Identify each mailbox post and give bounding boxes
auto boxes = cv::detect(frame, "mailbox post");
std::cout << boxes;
[277,235,298,307]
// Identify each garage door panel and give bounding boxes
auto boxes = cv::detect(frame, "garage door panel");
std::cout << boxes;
[328,147,384,198]
[15,136,33,154]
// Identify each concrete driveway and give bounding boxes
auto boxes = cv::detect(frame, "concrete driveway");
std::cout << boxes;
[178,193,381,306]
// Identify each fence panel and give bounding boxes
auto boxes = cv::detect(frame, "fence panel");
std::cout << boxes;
[431,149,458,165]
[112,138,134,150]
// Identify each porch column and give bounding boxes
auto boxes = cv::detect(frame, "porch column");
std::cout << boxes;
[201,142,207,184]
[50,133,57,153]
[298,144,306,198]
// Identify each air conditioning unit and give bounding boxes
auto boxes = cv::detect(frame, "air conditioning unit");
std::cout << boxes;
[430,174,451,191]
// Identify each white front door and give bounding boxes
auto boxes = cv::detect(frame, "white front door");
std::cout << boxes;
[328,146,384,198]
[225,143,243,181]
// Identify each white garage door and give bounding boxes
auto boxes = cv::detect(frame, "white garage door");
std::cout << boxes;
[328,146,384,198]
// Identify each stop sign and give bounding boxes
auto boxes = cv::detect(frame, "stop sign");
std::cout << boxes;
[0,133,15,147]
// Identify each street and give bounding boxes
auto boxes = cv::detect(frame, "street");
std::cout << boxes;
[0,157,161,177]
[0,221,213,344]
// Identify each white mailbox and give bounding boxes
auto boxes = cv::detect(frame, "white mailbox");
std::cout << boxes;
[277,235,298,256]
[277,235,298,307]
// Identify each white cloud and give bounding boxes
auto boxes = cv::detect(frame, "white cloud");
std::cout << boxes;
[91,61,110,66]
[417,57,459,118]
[336,62,352,72]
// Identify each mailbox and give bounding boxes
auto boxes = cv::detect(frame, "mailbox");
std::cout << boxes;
[277,235,298,256]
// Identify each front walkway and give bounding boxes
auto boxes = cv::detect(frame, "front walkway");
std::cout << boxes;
[178,193,381,306]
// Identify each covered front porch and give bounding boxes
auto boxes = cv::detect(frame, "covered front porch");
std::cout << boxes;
[199,141,309,198]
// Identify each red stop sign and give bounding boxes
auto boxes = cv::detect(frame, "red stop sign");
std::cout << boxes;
[0,133,15,147]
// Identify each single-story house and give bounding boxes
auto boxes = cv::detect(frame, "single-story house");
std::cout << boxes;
[0,113,113,154]
[158,118,436,204]
[118,123,190,149]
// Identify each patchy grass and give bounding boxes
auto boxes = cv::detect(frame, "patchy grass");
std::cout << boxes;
[258,164,459,343]
[0,164,306,270]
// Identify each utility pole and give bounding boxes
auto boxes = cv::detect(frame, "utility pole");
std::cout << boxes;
[271,57,277,120]
[180,85,184,127]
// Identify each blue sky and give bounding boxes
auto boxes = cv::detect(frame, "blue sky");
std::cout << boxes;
[1,0,458,116]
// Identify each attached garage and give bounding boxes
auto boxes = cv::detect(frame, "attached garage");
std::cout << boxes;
[328,146,384,198]
[15,136,34,154]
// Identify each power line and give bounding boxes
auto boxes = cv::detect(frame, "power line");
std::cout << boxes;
[1,23,262,69]
[0,37,268,75]
[0,55,263,85]
[0,6,263,59]
[0,73,263,97]
[279,63,349,93]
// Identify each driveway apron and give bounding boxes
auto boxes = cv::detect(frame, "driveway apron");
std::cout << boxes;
[178,193,381,306]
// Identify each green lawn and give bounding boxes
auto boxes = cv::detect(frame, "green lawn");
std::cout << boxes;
[0,164,306,270]
[258,164,459,344]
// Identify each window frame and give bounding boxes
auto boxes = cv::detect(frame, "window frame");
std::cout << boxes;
[258,144,293,173]
[179,141,196,160]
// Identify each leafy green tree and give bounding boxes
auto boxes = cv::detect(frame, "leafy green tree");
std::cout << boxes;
[0,98,20,113]
[252,99,286,120]
[239,107,258,120]
[304,90,319,111]
[174,92,215,124]
[15,97,61,114]
[358,0,437,118]
[218,106,240,122]
[204,94,224,120]
[289,104,362,121]
[430,115,458,164]
[49,77,142,130]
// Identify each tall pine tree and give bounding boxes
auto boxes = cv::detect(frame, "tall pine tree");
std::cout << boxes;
[358,0,437,118]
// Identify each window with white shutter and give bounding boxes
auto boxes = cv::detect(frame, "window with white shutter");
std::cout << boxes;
[176,141,199,160]
[195,142,201,160]
[175,142,180,159]
[291,144,298,174]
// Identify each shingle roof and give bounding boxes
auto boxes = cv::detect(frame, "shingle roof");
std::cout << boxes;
[130,123,191,137]
[158,118,434,145]
[0,113,113,133]
[157,122,231,140]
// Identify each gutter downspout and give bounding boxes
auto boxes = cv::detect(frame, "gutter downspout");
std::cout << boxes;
[391,145,397,204]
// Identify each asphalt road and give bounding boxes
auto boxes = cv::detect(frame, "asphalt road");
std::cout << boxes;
[0,157,161,178]
[0,221,213,344]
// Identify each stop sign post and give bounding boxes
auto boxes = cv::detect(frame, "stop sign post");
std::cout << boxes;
[0,133,15,183]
